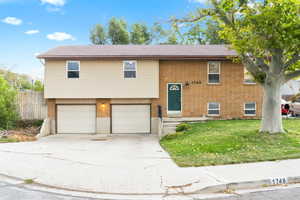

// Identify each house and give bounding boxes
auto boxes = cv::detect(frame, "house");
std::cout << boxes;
[281,79,300,101]
[37,45,263,136]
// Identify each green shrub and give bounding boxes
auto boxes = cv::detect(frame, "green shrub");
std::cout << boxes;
[175,123,191,132]
[0,77,19,129]
[15,120,44,128]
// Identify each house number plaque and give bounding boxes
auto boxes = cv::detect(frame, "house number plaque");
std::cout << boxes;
[184,80,202,86]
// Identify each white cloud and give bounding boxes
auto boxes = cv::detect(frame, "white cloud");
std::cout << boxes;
[25,30,40,35]
[40,0,65,6]
[47,32,75,41]
[2,17,22,25]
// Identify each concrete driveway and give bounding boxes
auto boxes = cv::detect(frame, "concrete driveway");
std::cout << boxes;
[0,134,219,195]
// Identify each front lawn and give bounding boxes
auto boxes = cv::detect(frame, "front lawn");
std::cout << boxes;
[160,119,300,167]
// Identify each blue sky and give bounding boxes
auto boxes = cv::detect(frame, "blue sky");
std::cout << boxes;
[0,0,206,79]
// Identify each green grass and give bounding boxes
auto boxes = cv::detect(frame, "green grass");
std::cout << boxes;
[24,179,34,184]
[0,137,19,143]
[160,119,300,167]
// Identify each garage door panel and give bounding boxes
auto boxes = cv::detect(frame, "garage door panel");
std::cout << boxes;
[112,105,150,134]
[57,105,96,134]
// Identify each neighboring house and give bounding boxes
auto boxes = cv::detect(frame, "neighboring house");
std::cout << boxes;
[281,79,300,101]
[37,45,263,135]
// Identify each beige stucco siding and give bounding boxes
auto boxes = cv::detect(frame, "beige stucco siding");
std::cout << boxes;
[44,60,159,98]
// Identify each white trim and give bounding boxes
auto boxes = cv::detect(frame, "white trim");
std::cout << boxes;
[207,61,221,84]
[66,60,80,79]
[167,83,183,114]
[207,102,220,116]
[123,60,137,79]
[244,102,256,116]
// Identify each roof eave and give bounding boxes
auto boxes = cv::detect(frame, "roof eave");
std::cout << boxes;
[37,55,237,60]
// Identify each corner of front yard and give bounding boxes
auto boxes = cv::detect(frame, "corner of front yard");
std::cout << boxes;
[160,119,300,167]
[0,120,43,143]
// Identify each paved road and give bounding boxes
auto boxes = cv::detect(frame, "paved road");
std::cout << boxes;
[0,181,96,200]
[204,187,300,200]
[1,180,300,200]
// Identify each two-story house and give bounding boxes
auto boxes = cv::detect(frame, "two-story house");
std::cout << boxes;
[37,45,263,135]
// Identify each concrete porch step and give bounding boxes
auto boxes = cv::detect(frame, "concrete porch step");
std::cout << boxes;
[161,117,210,136]
[163,117,209,123]
[163,122,181,127]
[162,127,176,135]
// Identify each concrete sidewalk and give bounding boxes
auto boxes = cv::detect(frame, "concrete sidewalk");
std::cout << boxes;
[0,134,299,196]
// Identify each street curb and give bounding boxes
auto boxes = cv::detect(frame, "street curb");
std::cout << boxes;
[196,176,300,194]
[1,172,300,197]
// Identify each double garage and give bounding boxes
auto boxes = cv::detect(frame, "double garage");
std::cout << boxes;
[56,104,151,134]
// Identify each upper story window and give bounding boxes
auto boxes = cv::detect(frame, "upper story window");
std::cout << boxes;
[244,68,256,84]
[208,62,220,84]
[208,102,220,116]
[123,61,137,78]
[244,102,256,116]
[67,61,80,79]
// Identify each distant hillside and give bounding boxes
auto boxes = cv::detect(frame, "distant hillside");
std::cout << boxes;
[0,68,43,92]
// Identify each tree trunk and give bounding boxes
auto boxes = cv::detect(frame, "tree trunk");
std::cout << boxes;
[260,78,285,133]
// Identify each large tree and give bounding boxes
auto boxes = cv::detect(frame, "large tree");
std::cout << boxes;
[130,23,152,44]
[203,20,227,44]
[90,24,106,45]
[108,17,130,44]
[176,0,300,133]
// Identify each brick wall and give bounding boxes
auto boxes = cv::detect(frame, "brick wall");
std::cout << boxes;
[152,60,263,119]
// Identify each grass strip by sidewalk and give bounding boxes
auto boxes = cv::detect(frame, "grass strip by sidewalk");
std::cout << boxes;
[0,137,19,143]
[160,119,300,167]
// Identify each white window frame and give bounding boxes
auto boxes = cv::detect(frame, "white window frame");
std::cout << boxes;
[123,60,137,79]
[66,61,80,79]
[244,102,256,116]
[207,102,220,116]
[244,67,256,85]
[207,61,221,84]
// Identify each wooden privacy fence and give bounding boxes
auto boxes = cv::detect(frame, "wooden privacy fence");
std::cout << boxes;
[16,91,47,120]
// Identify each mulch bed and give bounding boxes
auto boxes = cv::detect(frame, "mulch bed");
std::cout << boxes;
[0,127,40,142]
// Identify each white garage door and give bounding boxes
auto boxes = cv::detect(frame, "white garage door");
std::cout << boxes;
[57,105,96,134]
[112,105,151,134]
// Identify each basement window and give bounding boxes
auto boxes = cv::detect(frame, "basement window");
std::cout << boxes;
[244,102,256,116]
[208,62,220,84]
[67,61,80,79]
[208,102,220,116]
[123,61,137,78]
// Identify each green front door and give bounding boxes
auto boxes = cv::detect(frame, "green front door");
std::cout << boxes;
[167,83,182,112]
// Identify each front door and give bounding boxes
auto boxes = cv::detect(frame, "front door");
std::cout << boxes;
[167,83,182,114]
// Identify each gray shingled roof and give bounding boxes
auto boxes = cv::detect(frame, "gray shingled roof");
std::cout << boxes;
[37,45,237,59]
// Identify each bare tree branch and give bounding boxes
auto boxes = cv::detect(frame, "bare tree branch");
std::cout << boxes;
[172,9,212,24]
[285,70,300,81]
